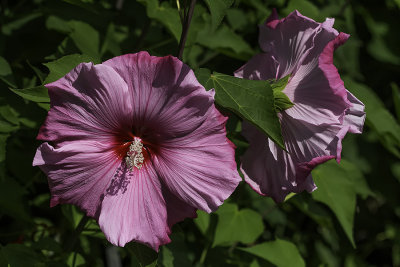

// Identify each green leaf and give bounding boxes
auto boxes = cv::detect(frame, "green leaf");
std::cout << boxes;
[0,56,16,88]
[392,83,400,122]
[61,204,84,229]
[291,194,334,228]
[1,12,42,35]
[138,0,181,41]
[239,239,305,267]
[46,15,72,34]
[344,77,400,158]
[0,57,12,77]
[9,86,49,103]
[283,0,321,21]
[44,54,95,84]
[197,25,253,55]
[205,72,285,149]
[0,178,30,221]
[101,23,126,57]
[159,233,193,267]
[339,160,375,199]
[127,242,158,267]
[312,160,357,247]
[213,203,264,247]
[0,244,43,267]
[194,210,211,235]
[360,7,400,65]
[226,9,248,31]
[68,21,100,61]
[194,68,213,90]
[204,0,234,31]
[0,105,20,133]
[67,252,85,267]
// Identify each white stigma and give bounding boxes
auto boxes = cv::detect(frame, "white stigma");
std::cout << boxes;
[125,137,144,171]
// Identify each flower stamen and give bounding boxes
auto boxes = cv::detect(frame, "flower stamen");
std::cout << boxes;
[125,137,144,171]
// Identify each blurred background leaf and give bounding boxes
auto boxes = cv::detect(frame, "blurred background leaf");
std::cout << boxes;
[0,0,399,266]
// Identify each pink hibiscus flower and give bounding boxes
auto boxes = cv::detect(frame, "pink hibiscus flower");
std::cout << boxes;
[33,52,241,250]
[235,10,365,202]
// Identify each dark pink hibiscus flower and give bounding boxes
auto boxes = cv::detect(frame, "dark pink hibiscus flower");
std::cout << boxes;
[33,52,241,250]
[235,10,365,202]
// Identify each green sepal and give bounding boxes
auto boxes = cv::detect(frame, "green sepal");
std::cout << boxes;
[270,75,294,112]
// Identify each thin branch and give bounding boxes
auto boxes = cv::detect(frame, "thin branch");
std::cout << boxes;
[177,0,197,60]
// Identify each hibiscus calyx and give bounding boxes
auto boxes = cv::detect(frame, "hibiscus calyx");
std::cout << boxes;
[270,75,294,112]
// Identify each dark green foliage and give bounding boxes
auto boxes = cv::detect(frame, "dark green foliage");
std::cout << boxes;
[0,0,399,266]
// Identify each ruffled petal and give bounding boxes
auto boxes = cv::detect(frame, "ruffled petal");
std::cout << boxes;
[33,141,119,217]
[39,62,132,145]
[152,108,241,213]
[344,91,365,134]
[98,164,170,250]
[103,52,215,140]
[241,119,336,202]
[234,53,279,80]
[259,10,321,79]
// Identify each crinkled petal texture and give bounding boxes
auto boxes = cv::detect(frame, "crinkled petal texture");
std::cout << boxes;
[33,52,241,250]
[235,10,365,202]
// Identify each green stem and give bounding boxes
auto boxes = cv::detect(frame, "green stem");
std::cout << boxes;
[199,244,209,265]
[177,0,197,60]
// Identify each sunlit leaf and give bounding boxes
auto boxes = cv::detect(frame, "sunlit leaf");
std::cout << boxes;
[68,21,100,61]
[204,72,285,149]
[239,239,305,267]
[213,203,264,247]
[67,252,85,267]
[194,210,211,235]
[197,25,253,56]
[9,86,49,103]
[138,0,181,41]
[312,160,357,247]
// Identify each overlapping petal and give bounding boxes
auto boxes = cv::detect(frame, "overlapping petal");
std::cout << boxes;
[153,107,240,213]
[236,10,365,201]
[98,164,170,250]
[37,62,132,145]
[34,51,241,250]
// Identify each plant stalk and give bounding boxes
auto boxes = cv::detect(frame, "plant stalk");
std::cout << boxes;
[177,0,197,60]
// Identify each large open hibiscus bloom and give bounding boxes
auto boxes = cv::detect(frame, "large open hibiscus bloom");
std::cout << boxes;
[235,10,365,202]
[33,52,241,250]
